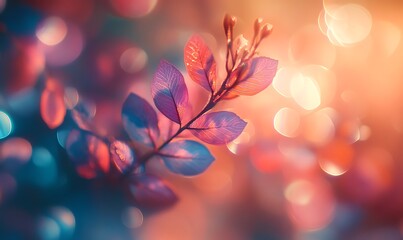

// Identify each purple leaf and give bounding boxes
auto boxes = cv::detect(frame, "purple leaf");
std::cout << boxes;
[122,93,159,148]
[110,140,136,174]
[230,57,278,96]
[189,111,247,145]
[129,174,177,209]
[184,35,217,92]
[159,140,214,176]
[65,129,110,179]
[152,60,190,124]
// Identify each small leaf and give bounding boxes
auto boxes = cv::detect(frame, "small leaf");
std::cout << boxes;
[184,35,217,92]
[129,174,177,209]
[122,93,159,148]
[152,60,190,124]
[110,140,136,174]
[40,80,66,129]
[189,111,247,144]
[159,140,214,176]
[230,57,278,96]
[71,98,96,131]
[65,129,110,179]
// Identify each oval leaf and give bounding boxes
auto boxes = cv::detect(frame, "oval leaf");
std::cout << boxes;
[40,83,66,129]
[129,174,177,209]
[66,129,110,179]
[122,93,159,148]
[189,111,247,144]
[152,60,189,124]
[184,35,217,92]
[230,57,278,96]
[71,98,96,131]
[110,140,136,174]
[159,140,214,176]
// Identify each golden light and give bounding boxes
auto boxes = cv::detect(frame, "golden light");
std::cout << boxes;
[274,108,300,138]
[36,17,68,46]
[302,108,335,146]
[272,67,297,98]
[325,4,372,45]
[290,73,321,111]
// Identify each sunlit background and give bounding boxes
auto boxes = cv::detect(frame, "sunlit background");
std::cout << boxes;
[1,0,403,239]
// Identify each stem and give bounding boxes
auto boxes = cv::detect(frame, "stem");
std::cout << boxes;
[123,96,217,177]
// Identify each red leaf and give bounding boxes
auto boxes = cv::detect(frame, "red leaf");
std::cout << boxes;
[230,57,278,96]
[184,35,217,92]
[40,79,66,129]
[66,130,110,179]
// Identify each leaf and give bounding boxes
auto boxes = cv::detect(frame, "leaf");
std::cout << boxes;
[189,111,247,144]
[159,140,214,176]
[230,57,278,96]
[184,35,217,92]
[122,93,159,148]
[65,129,110,179]
[152,60,190,124]
[40,80,66,129]
[110,140,136,174]
[129,174,178,209]
[71,98,96,131]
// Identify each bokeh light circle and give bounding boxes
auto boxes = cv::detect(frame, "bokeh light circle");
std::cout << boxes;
[290,73,321,111]
[318,139,354,176]
[110,0,158,18]
[0,111,12,139]
[122,207,144,228]
[274,108,300,138]
[120,47,148,73]
[325,4,372,45]
[36,17,68,46]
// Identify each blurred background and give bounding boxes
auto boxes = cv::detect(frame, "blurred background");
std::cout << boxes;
[1,0,403,239]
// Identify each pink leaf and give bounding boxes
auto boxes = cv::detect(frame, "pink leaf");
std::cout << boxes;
[152,60,190,124]
[122,93,159,148]
[189,111,247,144]
[40,80,66,129]
[159,140,214,176]
[184,35,217,92]
[230,57,278,96]
[129,174,178,209]
[110,140,135,174]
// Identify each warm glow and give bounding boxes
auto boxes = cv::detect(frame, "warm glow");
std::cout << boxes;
[290,73,321,111]
[274,108,300,137]
[36,17,68,46]
[325,4,372,45]
[318,139,354,176]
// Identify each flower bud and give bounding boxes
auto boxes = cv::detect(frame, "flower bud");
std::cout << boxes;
[260,23,273,39]
[254,18,263,35]
[223,14,232,34]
